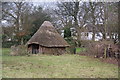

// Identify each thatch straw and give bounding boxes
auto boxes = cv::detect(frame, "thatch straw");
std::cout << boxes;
[27,21,69,47]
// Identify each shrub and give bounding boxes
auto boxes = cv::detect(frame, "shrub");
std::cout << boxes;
[2,41,19,48]
[10,45,29,56]
[86,40,120,58]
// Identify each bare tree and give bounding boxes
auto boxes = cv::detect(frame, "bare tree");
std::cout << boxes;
[118,2,120,44]
[87,2,99,41]
[96,2,118,40]
[55,1,90,42]
[2,2,33,44]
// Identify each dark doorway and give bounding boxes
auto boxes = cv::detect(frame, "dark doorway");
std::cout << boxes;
[28,44,39,54]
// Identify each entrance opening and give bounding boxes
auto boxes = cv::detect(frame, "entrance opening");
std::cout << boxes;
[28,44,39,54]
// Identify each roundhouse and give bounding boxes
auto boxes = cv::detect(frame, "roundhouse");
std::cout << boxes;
[26,21,69,55]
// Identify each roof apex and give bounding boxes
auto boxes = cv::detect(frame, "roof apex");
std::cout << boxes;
[41,21,53,27]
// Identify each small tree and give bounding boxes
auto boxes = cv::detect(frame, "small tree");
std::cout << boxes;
[64,27,71,38]
[29,6,52,37]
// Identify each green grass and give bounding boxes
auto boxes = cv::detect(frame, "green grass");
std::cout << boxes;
[76,47,86,53]
[2,48,118,78]
[2,48,11,56]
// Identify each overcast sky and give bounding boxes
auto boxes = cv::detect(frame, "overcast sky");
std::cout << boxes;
[33,2,57,9]
[2,0,120,2]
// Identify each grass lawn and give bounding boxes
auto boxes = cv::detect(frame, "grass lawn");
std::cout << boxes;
[2,48,118,78]
[76,47,86,53]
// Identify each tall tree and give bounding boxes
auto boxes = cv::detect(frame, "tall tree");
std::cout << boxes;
[55,1,89,42]
[29,6,51,37]
[118,2,120,44]
[2,2,33,44]
[87,2,99,41]
[97,2,118,40]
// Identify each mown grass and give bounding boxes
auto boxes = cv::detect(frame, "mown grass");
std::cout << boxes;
[2,48,118,78]
[2,48,10,56]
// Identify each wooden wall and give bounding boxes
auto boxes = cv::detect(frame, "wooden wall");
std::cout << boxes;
[41,46,66,55]
[27,44,66,55]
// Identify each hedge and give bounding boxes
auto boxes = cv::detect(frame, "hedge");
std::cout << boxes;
[2,41,19,48]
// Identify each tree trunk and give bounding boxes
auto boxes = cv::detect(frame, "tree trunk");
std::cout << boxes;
[103,33,106,40]
[118,2,120,45]
[92,26,95,41]
[115,33,117,40]
[109,32,112,40]
[92,32,95,41]
[76,27,81,41]
[103,3,108,40]
[74,2,80,42]
[21,37,24,45]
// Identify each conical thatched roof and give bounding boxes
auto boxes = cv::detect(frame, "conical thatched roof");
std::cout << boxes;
[27,21,69,47]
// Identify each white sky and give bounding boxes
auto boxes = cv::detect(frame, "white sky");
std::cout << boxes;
[1,0,120,2]
[33,2,57,9]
